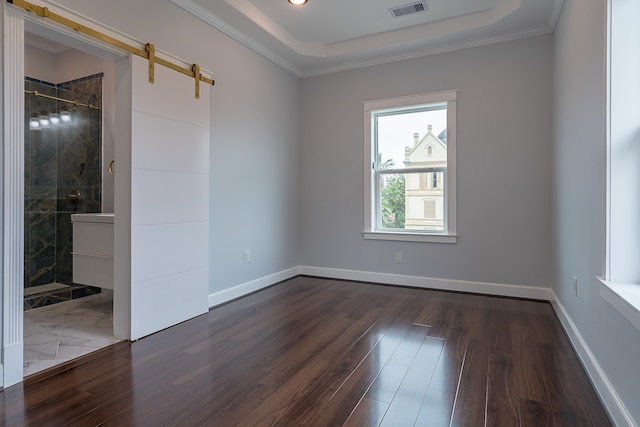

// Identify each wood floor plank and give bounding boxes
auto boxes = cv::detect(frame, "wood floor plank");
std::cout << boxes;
[449,337,490,427]
[365,325,431,404]
[486,299,520,427]
[237,359,334,427]
[0,388,93,427]
[378,336,444,426]
[512,320,556,427]
[487,352,520,427]
[426,326,469,395]
[304,339,395,427]
[343,397,388,427]
[0,277,611,426]
[537,342,612,427]
[151,310,352,425]
[304,318,427,426]
[283,300,424,425]
[414,389,455,427]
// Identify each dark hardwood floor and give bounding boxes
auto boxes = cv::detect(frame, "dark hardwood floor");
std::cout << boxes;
[1,276,611,426]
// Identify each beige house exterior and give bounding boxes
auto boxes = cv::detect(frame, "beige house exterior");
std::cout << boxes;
[403,125,447,230]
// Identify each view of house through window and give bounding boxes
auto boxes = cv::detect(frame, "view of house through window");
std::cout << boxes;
[364,90,457,242]
[373,101,448,231]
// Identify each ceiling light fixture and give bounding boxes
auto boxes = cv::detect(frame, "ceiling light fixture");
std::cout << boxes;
[29,116,41,131]
[288,0,307,5]
[39,114,50,128]
[49,112,60,125]
[60,110,71,123]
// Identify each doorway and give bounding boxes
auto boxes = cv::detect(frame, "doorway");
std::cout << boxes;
[2,5,130,386]
[22,35,120,375]
[3,2,211,387]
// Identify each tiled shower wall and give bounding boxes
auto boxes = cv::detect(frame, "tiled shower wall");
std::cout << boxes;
[24,74,103,298]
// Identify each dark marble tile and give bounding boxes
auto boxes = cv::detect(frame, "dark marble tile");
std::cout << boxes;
[25,77,56,88]
[27,130,57,187]
[27,185,56,200]
[26,213,55,253]
[57,129,87,189]
[24,294,68,310]
[85,187,102,212]
[24,261,31,290]
[59,76,103,107]
[25,197,56,215]
[71,286,101,299]
[23,75,103,296]
[55,212,73,285]
[56,192,86,213]
[23,285,102,310]
[28,256,56,288]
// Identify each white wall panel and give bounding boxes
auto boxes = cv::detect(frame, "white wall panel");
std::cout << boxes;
[131,57,209,127]
[131,170,208,225]
[131,222,208,287]
[132,111,209,174]
[129,54,209,339]
[131,268,208,339]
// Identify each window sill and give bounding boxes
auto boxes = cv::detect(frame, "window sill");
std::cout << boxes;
[598,278,640,332]
[362,231,457,244]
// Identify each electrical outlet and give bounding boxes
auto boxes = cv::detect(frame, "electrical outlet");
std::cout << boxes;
[395,251,403,264]
[573,276,578,297]
[244,249,251,263]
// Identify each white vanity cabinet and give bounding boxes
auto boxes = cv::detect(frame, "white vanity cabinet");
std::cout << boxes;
[71,213,114,290]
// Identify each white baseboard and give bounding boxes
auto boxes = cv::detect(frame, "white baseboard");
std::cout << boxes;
[299,265,553,300]
[2,341,24,388]
[207,265,552,310]
[208,267,300,308]
[550,291,637,427]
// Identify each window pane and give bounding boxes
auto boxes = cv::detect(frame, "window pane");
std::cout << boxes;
[380,174,406,229]
[403,172,445,231]
[378,171,445,231]
[375,103,447,232]
[376,107,446,171]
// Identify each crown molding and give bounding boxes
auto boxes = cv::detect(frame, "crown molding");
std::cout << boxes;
[172,0,564,78]
[300,26,554,78]
[171,0,301,76]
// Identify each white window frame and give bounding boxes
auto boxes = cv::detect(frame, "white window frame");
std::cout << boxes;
[363,90,457,243]
[599,0,640,332]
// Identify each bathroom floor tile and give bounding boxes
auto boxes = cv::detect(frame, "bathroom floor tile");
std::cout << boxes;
[23,293,120,377]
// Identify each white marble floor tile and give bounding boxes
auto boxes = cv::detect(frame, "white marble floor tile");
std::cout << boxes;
[23,360,56,377]
[23,293,121,377]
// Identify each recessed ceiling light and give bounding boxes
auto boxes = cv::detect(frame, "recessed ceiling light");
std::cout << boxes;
[288,0,307,5]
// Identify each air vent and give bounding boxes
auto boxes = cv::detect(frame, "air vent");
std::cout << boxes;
[390,1,428,18]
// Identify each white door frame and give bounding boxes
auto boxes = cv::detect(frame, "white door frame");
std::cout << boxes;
[1,1,132,387]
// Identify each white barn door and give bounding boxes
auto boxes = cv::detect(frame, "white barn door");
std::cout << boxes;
[128,55,209,339]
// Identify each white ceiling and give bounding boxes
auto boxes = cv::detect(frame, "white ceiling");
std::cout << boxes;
[171,0,564,77]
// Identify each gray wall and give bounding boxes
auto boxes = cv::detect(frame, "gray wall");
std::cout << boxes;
[12,1,640,420]
[299,36,553,288]
[553,0,640,423]
[51,0,301,293]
